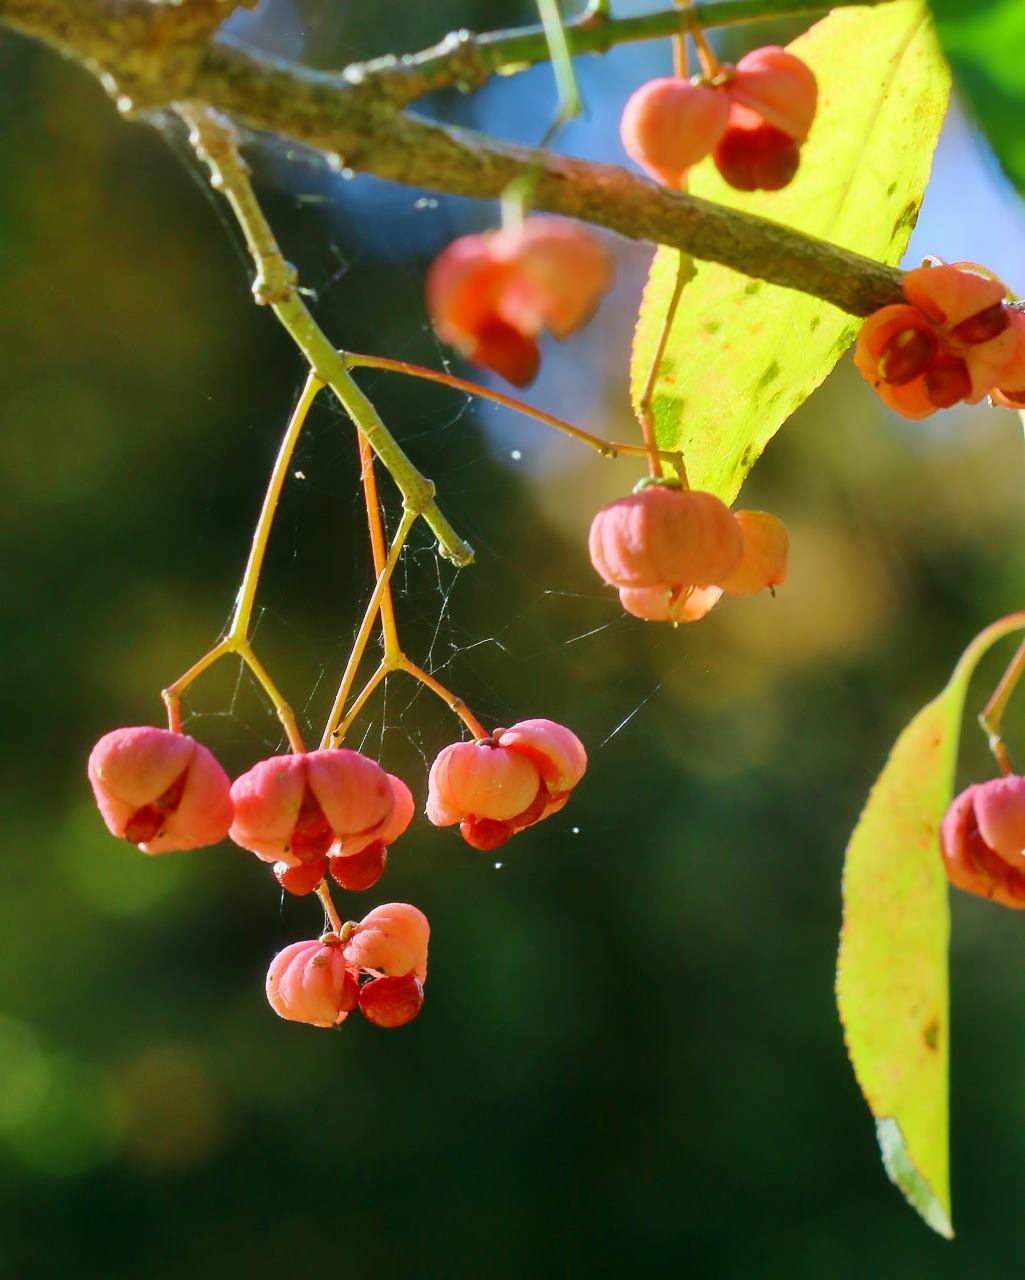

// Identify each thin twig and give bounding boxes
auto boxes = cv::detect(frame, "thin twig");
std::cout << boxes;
[230,371,323,641]
[635,252,695,480]
[316,882,344,936]
[341,0,890,107]
[345,352,686,474]
[979,635,1025,776]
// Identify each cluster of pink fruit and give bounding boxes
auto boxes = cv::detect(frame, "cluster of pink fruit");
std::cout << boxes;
[427,44,818,391]
[620,46,818,193]
[856,262,1025,419]
[88,717,586,1028]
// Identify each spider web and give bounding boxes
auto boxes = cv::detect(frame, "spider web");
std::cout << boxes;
[160,0,678,861]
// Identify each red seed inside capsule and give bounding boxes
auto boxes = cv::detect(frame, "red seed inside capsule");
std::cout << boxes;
[290,788,334,863]
[358,973,424,1028]
[924,353,971,408]
[329,842,388,892]
[275,858,327,896]
[123,769,189,845]
[459,816,513,851]
[951,303,1009,345]
[713,122,800,192]
[877,327,936,385]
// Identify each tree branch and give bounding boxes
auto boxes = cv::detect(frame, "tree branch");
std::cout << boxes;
[348,0,889,109]
[0,0,906,316]
[195,41,904,315]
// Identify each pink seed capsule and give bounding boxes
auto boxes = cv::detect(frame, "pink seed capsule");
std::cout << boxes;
[426,234,541,387]
[588,485,743,591]
[618,584,722,623]
[343,902,430,982]
[899,261,1019,403]
[490,217,613,340]
[427,221,611,385]
[971,775,1025,867]
[903,262,1007,330]
[336,774,415,857]
[495,718,587,822]
[426,739,541,829]
[718,510,789,596]
[992,311,1025,403]
[940,784,1025,908]
[726,46,818,143]
[620,77,731,188]
[265,938,360,1027]
[358,973,425,1028]
[854,303,942,420]
[229,749,394,866]
[427,719,586,846]
[88,726,233,854]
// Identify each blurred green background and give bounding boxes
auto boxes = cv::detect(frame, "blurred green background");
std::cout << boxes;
[3,1,1025,1275]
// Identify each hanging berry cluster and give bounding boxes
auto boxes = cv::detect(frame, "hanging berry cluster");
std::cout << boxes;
[88,717,586,1030]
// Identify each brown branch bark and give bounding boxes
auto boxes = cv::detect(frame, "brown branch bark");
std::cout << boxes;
[0,0,906,316]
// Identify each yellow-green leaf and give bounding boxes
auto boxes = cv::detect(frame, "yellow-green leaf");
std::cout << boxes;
[837,613,1025,1238]
[630,0,950,503]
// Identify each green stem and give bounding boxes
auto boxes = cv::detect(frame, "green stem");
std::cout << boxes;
[634,251,695,480]
[536,0,581,127]
[177,103,473,568]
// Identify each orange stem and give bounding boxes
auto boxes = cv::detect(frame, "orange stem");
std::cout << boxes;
[397,658,489,740]
[316,882,344,935]
[345,352,685,474]
[979,634,1025,775]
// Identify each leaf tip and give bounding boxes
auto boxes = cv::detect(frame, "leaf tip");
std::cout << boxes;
[875,1116,953,1239]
